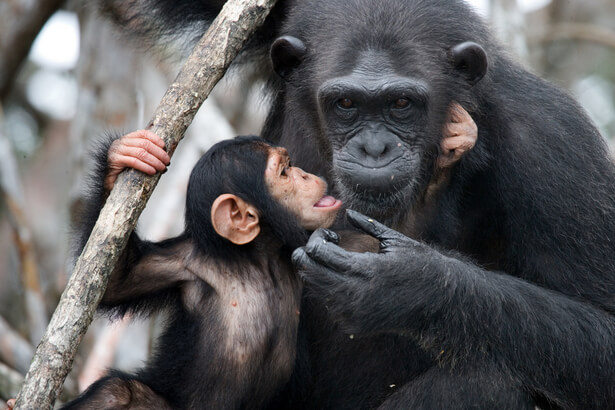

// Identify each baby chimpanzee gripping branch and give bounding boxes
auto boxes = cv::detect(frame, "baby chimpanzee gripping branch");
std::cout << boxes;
[64,133,341,409]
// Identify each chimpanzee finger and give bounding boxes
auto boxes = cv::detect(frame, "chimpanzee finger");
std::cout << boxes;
[346,209,413,249]
[319,228,340,244]
[292,247,363,293]
[109,153,158,175]
[441,134,475,156]
[443,121,476,141]
[302,229,357,273]
[292,247,338,282]
[123,129,167,150]
[114,146,168,173]
[446,101,468,124]
[120,135,171,166]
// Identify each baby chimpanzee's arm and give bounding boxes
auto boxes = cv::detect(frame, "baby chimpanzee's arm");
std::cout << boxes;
[74,131,182,316]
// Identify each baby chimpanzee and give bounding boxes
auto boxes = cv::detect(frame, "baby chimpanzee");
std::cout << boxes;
[64,134,341,409]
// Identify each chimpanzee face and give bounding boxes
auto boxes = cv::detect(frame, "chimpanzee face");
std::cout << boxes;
[271,34,486,223]
[265,147,342,230]
[316,50,432,220]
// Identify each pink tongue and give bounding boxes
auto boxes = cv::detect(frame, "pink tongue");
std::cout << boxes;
[314,195,337,207]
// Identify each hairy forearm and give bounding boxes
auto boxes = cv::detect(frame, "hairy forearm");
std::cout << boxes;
[99,234,149,306]
[386,257,615,407]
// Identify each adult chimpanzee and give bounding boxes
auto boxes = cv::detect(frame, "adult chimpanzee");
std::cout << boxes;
[100,0,615,408]
[66,133,341,409]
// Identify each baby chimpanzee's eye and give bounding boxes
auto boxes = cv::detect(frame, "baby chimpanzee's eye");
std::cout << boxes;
[281,160,292,177]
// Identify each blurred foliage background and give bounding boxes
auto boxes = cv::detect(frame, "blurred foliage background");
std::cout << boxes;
[1,0,614,404]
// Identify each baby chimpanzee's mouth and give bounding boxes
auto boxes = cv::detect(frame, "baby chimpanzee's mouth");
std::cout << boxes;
[314,195,342,208]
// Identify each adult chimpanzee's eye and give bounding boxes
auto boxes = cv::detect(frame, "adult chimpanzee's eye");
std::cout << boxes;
[336,98,355,109]
[281,166,289,177]
[333,97,358,122]
[393,98,410,109]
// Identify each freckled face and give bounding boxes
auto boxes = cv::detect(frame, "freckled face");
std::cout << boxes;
[265,147,342,230]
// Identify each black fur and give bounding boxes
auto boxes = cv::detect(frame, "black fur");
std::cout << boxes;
[99,0,615,409]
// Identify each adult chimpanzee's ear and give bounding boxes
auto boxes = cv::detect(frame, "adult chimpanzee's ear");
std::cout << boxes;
[271,35,307,81]
[449,42,488,85]
[211,194,261,245]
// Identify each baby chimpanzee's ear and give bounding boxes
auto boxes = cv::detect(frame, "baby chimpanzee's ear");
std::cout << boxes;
[211,194,261,245]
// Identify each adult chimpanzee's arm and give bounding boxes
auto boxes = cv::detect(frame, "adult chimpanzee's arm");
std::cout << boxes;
[293,210,615,409]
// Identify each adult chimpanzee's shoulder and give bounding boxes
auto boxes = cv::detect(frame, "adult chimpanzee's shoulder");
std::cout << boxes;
[467,55,615,303]
[483,57,609,172]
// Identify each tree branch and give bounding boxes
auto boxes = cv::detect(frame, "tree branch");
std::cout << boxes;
[0,0,65,100]
[13,0,278,408]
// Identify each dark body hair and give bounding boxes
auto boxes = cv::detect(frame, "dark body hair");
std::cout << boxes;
[98,1,615,409]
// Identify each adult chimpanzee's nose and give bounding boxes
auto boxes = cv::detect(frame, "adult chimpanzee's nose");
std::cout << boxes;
[362,134,387,158]
[351,128,400,166]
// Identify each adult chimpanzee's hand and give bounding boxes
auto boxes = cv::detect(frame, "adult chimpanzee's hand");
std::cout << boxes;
[292,209,448,334]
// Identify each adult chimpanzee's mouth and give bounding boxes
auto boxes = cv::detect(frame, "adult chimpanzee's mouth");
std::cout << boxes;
[332,170,419,223]
[333,154,418,196]
[338,169,413,196]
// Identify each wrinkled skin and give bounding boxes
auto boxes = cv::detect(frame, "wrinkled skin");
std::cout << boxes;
[312,51,441,223]
[104,129,170,191]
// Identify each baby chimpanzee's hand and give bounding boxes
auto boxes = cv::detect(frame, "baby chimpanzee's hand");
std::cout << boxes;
[439,101,477,168]
[104,130,171,191]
